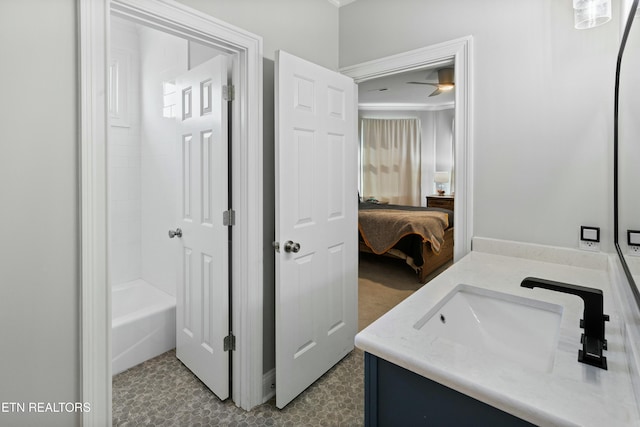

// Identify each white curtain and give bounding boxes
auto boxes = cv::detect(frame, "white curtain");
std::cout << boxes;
[360,118,422,206]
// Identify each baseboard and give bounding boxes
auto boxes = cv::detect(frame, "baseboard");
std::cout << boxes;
[262,369,276,403]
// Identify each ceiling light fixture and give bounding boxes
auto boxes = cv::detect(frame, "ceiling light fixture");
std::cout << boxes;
[573,0,612,29]
[406,68,455,97]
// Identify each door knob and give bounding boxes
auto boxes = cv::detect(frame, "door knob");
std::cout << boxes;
[284,240,301,253]
[168,228,182,238]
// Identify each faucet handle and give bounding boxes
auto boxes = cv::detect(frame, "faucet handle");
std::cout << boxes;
[579,335,608,369]
[579,314,610,350]
[580,314,610,329]
[581,333,608,351]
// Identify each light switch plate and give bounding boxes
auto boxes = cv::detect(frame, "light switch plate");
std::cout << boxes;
[580,226,600,252]
[581,226,600,242]
[628,230,640,256]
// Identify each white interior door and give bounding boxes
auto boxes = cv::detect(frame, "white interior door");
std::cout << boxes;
[174,55,230,400]
[275,50,358,409]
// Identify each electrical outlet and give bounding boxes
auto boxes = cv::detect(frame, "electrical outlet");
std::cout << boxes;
[627,231,640,255]
[579,240,600,252]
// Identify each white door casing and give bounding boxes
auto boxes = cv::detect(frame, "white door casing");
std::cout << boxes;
[81,1,265,421]
[175,55,230,400]
[340,36,474,262]
[275,50,358,409]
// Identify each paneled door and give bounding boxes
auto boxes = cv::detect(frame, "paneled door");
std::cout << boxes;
[275,50,358,408]
[174,55,230,400]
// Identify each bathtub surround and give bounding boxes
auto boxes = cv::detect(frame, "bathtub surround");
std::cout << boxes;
[138,26,188,298]
[109,18,189,298]
[111,280,176,375]
[108,19,186,376]
[109,17,142,285]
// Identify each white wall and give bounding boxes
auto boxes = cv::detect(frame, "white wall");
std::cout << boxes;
[110,18,142,285]
[189,40,227,70]
[0,0,79,426]
[177,0,339,69]
[434,108,454,177]
[341,0,620,251]
[139,26,189,297]
[110,23,226,297]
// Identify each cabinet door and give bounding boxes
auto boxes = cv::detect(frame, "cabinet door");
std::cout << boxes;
[365,353,535,426]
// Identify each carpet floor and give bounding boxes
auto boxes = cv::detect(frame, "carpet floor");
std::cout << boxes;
[112,254,450,426]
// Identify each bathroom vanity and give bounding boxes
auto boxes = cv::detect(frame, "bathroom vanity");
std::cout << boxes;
[364,352,535,426]
[356,238,640,426]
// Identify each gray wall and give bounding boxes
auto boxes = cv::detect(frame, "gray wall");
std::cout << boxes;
[341,0,620,251]
[177,0,340,69]
[0,0,79,426]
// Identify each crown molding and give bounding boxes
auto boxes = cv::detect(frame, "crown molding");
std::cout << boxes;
[358,102,455,111]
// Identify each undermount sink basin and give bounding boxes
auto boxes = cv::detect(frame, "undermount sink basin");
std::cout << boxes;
[414,284,563,373]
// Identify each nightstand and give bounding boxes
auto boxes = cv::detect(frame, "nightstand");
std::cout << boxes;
[426,195,454,211]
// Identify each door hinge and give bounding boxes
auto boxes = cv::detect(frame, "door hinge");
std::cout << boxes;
[224,333,236,351]
[223,209,236,226]
[223,85,235,101]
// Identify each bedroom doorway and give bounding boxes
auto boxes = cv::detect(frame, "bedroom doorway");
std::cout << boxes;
[355,64,457,329]
[341,36,473,328]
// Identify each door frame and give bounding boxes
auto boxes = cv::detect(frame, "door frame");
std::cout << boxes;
[79,0,264,424]
[340,36,474,261]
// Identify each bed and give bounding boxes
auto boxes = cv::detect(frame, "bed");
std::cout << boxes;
[358,201,454,283]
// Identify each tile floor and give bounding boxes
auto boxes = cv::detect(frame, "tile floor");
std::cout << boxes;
[113,348,364,426]
[113,254,445,426]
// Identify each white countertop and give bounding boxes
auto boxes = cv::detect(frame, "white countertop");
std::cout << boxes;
[355,240,640,427]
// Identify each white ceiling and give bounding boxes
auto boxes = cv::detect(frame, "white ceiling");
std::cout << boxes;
[357,62,455,110]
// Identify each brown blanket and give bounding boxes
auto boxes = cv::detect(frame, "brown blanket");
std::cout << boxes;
[358,209,449,255]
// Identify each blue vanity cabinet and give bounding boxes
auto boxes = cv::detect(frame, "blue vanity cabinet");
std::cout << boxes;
[364,352,536,426]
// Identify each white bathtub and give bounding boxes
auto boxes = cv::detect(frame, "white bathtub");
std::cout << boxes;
[112,279,176,375]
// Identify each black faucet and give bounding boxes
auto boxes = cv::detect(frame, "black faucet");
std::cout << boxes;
[520,277,609,370]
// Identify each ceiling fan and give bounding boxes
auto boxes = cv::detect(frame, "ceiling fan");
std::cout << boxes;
[407,68,455,97]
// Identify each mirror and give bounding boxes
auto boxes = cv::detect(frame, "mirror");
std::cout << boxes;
[616,0,640,305]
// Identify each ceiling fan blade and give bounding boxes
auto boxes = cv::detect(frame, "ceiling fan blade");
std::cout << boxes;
[407,81,438,86]
[429,88,443,97]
